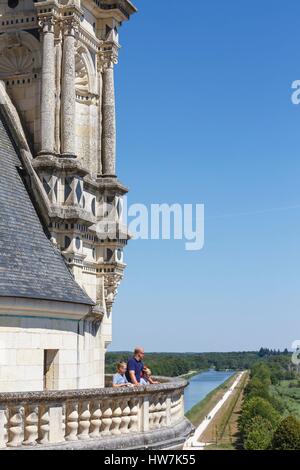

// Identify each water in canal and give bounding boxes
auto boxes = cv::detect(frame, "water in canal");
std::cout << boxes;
[184,369,235,412]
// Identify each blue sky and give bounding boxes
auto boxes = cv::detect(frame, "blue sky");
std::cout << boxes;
[110,0,300,352]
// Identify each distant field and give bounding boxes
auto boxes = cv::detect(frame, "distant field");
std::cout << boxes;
[270,380,300,419]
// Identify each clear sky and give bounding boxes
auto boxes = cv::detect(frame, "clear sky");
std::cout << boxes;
[110,0,300,352]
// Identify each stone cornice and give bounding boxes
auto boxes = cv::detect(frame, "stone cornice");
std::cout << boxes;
[0,296,93,319]
[36,1,60,29]
[0,12,38,34]
[82,0,137,22]
[78,26,101,53]
[33,154,90,177]
[49,205,96,225]
[94,175,129,194]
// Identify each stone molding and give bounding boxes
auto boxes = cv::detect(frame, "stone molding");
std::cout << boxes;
[33,418,194,450]
[0,296,92,320]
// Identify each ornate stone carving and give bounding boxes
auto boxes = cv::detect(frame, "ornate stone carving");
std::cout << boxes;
[59,0,81,6]
[38,15,56,35]
[0,38,33,78]
[0,31,41,80]
[104,271,123,314]
[62,16,80,38]
[97,41,119,73]
[75,53,89,94]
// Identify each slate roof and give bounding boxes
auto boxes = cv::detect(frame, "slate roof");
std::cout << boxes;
[0,113,94,305]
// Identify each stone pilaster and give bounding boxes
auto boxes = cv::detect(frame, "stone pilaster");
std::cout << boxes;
[61,18,78,158]
[39,16,56,156]
[99,46,119,177]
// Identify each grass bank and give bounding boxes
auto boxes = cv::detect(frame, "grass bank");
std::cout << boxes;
[180,370,201,380]
[185,372,239,427]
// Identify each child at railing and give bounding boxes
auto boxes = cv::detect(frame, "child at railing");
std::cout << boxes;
[140,367,160,385]
[113,362,134,388]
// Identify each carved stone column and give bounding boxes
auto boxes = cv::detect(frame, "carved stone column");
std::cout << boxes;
[55,32,62,154]
[39,16,56,156]
[97,65,103,177]
[61,18,78,157]
[100,46,119,176]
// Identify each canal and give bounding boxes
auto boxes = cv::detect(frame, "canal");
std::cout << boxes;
[184,369,235,412]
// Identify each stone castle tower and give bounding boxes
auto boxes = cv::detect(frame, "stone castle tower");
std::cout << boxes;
[0,0,136,392]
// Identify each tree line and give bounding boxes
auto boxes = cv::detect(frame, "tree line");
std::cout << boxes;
[105,349,292,377]
[239,358,300,450]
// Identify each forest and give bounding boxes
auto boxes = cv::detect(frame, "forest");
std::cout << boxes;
[105,349,291,377]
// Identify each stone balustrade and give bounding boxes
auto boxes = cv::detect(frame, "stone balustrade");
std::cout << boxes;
[0,377,193,450]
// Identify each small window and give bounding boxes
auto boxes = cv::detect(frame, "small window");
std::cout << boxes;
[43,350,59,390]
[8,0,19,8]
[106,248,113,262]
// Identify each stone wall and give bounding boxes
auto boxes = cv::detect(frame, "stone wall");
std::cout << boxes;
[0,298,104,392]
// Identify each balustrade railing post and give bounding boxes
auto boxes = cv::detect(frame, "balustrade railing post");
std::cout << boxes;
[23,404,39,446]
[78,400,91,440]
[129,398,140,433]
[141,396,149,432]
[90,400,102,438]
[111,400,122,436]
[0,405,8,448]
[7,405,24,447]
[49,403,64,443]
[38,404,50,445]
[119,399,131,434]
[65,401,79,441]
[166,396,172,427]
[101,400,113,436]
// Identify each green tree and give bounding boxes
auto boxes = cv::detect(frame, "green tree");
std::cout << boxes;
[239,397,280,436]
[272,416,300,450]
[245,377,270,401]
[244,416,274,450]
[251,363,271,386]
